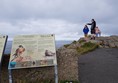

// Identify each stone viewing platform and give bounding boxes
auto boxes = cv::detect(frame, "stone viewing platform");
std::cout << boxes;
[95,36,118,48]
[61,35,118,49]
[1,35,118,83]
[78,35,118,48]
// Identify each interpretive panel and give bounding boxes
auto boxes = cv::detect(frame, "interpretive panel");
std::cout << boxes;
[8,34,57,69]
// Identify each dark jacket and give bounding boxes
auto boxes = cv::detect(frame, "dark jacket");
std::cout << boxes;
[83,27,89,34]
[87,21,96,30]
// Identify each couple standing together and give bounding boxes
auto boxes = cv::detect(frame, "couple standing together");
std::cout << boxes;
[83,19,101,40]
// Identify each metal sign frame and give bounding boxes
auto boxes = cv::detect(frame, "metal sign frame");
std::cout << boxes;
[8,34,58,83]
[0,35,8,82]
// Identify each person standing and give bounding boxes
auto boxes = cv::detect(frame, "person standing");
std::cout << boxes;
[95,26,101,37]
[83,25,89,38]
[87,19,96,39]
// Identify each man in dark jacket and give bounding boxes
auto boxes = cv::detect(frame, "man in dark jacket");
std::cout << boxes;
[87,19,96,34]
[87,19,96,39]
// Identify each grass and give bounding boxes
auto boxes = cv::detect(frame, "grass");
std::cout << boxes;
[71,40,77,44]
[64,40,99,54]
[64,44,70,48]
[64,40,78,48]
[77,42,98,54]
[78,39,85,44]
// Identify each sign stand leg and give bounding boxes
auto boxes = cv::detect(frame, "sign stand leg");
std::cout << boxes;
[0,64,1,82]
[9,69,13,83]
[54,65,58,83]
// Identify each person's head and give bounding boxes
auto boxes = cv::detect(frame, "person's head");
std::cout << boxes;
[18,45,25,53]
[96,26,98,28]
[84,25,88,28]
[91,19,95,22]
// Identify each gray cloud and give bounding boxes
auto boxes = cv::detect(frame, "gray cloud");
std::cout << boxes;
[0,0,118,40]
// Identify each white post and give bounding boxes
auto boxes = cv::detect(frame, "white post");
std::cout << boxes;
[0,63,1,82]
[54,65,58,83]
[9,69,12,83]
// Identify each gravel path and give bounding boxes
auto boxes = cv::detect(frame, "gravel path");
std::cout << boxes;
[79,48,118,83]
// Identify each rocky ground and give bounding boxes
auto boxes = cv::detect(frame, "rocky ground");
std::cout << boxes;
[88,35,118,48]
[1,35,118,83]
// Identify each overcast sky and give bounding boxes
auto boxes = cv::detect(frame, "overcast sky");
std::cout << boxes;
[0,0,118,40]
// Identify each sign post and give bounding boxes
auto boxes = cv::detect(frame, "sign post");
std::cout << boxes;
[54,65,58,83]
[8,34,58,82]
[9,69,12,83]
[0,35,8,82]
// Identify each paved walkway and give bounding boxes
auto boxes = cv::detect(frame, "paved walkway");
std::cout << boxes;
[79,48,118,83]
